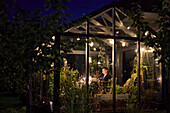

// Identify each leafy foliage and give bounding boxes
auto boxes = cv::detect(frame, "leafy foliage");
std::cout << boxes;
[0,0,72,93]
[49,65,93,113]
[127,0,170,67]
[0,106,26,113]
[0,1,77,113]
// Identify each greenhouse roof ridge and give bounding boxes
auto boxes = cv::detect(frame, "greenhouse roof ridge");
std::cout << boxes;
[63,0,160,37]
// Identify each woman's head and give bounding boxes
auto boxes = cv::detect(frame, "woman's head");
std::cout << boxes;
[102,67,108,74]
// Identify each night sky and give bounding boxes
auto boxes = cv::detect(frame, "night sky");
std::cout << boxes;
[15,0,116,20]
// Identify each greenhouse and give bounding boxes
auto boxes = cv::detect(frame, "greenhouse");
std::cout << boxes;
[1,0,169,113]
[56,1,162,112]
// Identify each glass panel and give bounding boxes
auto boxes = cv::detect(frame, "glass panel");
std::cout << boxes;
[60,35,161,112]
[116,39,137,86]
[89,37,113,111]
[115,39,137,110]
[140,43,160,92]
[61,35,86,76]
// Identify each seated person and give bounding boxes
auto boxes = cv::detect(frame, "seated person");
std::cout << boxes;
[100,67,111,81]
[99,67,112,93]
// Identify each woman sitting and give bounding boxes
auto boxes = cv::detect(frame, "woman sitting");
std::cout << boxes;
[100,67,111,81]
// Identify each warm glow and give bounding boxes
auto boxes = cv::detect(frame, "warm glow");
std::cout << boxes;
[47,45,52,47]
[157,77,161,82]
[83,77,86,81]
[77,38,80,41]
[51,62,54,67]
[35,47,39,51]
[127,26,130,29]
[89,76,92,84]
[147,47,154,52]
[80,79,84,83]
[151,34,156,38]
[93,48,96,51]
[50,42,54,45]
[155,58,159,61]
[42,43,45,46]
[135,48,148,52]
[89,57,92,63]
[32,58,35,62]
[37,49,42,56]
[52,36,55,41]
[122,42,126,47]
[109,40,114,44]
[141,48,145,52]
[90,42,94,47]
[116,31,119,34]
[97,61,101,65]
[145,31,149,36]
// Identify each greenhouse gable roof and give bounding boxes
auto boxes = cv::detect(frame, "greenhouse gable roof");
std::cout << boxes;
[63,0,159,39]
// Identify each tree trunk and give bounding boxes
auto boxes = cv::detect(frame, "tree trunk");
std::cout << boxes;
[53,34,61,113]
[26,65,32,113]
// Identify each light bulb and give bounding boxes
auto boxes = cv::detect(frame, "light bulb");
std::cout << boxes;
[52,36,55,41]
[77,38,80,41]
[141,48,145,52]
[93,48,96,51]
[90,42,94,47]
[109,40,114,44]
[127,26,130,29]
[122,42,126,47]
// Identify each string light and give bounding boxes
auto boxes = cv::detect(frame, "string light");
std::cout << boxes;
[97,61,101,65]
[52,36,55,41]
[109,40,114,44]
[93,48,96,51]
[90,42,94,47]
[135,48,145,52]
[141,48,145,52]
[148,47,154,52]
[122,42,126,47]
[145,31,149,36]
[127,26,130,29]
[42,43,45,46]
[77,38,80,41]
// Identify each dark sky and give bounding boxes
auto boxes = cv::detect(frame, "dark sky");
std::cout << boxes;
[66,0,115,20]
[15,0,116,20]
